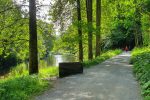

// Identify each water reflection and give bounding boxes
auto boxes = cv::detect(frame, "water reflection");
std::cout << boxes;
[40,54,77,67]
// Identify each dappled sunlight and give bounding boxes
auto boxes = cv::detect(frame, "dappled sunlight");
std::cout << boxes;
[36,53,142,100]
[66,81,77,85]
[1,0,149,99]
[105,64,111,66]
[49,91,95,100]
[103,53,133,68]
[63,92,94,98]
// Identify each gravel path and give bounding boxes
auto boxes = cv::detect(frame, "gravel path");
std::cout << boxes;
[36,52,142,100]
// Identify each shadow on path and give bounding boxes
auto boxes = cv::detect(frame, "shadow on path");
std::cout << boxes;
[36,52,142,100]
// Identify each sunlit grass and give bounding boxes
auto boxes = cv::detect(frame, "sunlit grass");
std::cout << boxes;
[0,49,122,100]
[0,75,50,100]
[0,63,59,80]
[83,49,122,67]
[39,67,59,78]
[0,64,59,100]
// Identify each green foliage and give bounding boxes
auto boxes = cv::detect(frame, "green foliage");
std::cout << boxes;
[0,0,29,61]
[39,67,59,78]
[0,76,49,100]
[144,96,150,100]
[37,20,55,58]
[0,0,55,73]
[0,65,59,100]
[6,64,58,79]
[141,14,150,46]
[1,0,150,99]
[104,0,138,49]
[51,0,115,54]
[131,47,150,99]
[0,53,18,74]
[51,0,149,54]
[53,25,78,54]
[83,49,122,67]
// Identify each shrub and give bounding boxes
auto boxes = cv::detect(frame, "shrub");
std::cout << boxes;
[0,76,49,100]
[0,66,59,100]
[83,49,122,67]
[131,47,150,99]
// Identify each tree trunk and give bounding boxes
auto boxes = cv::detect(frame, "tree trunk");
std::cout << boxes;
[134,29,139,47]
[86,0,93,60]
[135,11,143,47]
[134,0,143,47]
[96,0,101,57]
[77,0,83,62]
[29,0,38,75]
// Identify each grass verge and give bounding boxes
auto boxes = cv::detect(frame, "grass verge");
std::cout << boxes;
[83,49,122,67]
[0,66,58,100]
[131,47,150,100]
[0,49,122,100]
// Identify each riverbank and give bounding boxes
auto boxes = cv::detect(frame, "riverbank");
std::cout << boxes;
[0,49,122,100]
[0,67,58,100]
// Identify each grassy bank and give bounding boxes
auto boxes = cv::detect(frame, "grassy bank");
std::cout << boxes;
[0,49,122,100]
[131,47,150,100]
[0,66,58,100]
[0,76,49,100]
[83,49,122,67]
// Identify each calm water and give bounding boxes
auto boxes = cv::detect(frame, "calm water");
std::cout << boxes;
[39,54,78,67]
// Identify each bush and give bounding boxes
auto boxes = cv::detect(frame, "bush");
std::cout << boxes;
[39,67,59,78]
[131,47,150,99]
[0,66,59,100]
[0,76,49,100]
[83,49,122,67]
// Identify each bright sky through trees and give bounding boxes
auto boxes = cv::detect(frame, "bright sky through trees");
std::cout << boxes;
[14,0,60,35]
[0,0,150,99]
[14,0,53,22]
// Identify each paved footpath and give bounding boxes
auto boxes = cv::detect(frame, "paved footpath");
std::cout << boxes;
[36,52,142,100]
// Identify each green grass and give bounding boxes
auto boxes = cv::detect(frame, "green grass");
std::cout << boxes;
[0,76,49,100]
[0,65,59,100]
[83,49,122,67]
[131,47,150,100]
[39,67,59,78]
[0,49,122,100]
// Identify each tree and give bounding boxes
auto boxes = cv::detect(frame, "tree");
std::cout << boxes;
[141,0,150,46]
[0,0,29,73]
[29,0,38,74]
[95,0,101,57]
[133,0,143,47]
[77,0,83,62]
[86,0,93,60]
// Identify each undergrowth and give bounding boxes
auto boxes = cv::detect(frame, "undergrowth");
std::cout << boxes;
[0,76,49,100]
[0,49,122,100]
[0,66,58,100]
[131,47,150,100]
[83,49,122,67]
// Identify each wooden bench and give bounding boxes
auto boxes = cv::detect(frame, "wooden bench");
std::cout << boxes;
[59,62,83,78]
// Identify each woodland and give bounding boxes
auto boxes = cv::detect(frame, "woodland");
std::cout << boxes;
[0,0,150,100]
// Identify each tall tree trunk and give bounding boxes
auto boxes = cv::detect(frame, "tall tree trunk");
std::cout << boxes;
[96,0,101,57]
[86,0,93,60]
[135,10,143,47]
[134,29,139,47]
[77,0,83,62]
[134,0,143,47]
[29,0,38,74]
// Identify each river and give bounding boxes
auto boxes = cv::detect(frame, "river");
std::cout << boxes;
[39,54,78,68]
